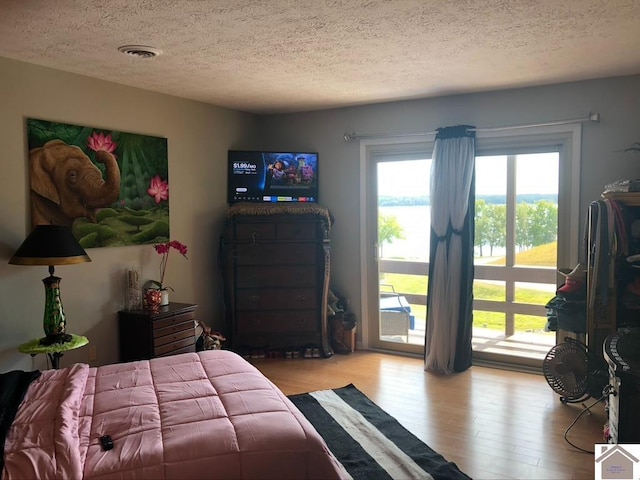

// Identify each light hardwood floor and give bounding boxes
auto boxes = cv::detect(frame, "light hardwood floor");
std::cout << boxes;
[251,351,606,480]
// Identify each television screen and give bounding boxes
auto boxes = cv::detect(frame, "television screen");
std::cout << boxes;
[227,150,319,204]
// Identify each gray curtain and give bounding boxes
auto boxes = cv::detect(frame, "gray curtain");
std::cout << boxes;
[425,125,476,374]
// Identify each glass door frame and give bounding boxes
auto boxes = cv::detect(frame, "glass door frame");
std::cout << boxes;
[360,138,434,354]
[359,124,583,366]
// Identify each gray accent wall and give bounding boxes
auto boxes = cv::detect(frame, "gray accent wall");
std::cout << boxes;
[258,75,640,338]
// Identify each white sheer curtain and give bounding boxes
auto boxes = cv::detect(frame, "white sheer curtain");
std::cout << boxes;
[425,126,475,374]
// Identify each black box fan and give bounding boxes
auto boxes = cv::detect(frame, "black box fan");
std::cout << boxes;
[543,337,608,404]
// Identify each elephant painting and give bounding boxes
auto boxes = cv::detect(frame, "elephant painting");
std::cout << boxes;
[29,139,121,227]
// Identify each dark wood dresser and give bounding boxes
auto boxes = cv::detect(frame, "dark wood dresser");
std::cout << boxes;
[220,203,333,357]
[118,302,197,362]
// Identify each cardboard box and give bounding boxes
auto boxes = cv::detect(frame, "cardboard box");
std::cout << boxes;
[343,327,356,352]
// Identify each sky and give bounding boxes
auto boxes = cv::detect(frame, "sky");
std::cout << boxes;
[377,153,559,197]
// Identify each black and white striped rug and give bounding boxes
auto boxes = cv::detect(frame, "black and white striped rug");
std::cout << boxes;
[289,384,471,480]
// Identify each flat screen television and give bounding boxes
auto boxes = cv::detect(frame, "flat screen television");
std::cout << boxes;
[227,150,319,204]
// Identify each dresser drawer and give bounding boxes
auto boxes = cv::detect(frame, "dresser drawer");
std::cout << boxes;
[277,222,318,240]
[236,288,317,310]
[153,311,196,331]
[235,243,317,266]
[153,319,195,340]
[154,327,195,347]
[236,265,317,288]
[154,336,195,356]
[234,223,277,241]
[236,310,317,334]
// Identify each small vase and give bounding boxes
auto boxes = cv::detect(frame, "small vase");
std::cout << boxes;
[160,289,169,306]
[143,288,162,311]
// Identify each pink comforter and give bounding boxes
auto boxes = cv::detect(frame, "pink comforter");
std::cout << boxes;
[3,351,348,479]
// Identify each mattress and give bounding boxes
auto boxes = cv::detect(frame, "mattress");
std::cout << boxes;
[2,350,348,479]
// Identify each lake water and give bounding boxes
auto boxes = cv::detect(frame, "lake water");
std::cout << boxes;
[379,205,554,293]
[379,206,430,260]
[379,205,508,261]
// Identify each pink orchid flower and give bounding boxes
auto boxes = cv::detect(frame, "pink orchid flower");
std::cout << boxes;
[87,132,117,153]
[153,240,188,289]
[147,175,169,204]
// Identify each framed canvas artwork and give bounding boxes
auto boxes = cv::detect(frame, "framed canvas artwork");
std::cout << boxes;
[26,118,169,247]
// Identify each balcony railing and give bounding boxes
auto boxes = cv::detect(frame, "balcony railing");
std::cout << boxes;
[379,259,556,360]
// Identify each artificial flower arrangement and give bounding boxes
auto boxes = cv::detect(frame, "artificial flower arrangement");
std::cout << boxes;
[153,240,188,291]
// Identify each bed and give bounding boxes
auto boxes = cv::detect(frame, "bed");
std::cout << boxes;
[1,350,348,479]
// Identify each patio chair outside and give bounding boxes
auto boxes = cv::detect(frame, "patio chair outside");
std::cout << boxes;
[379,283,411,341]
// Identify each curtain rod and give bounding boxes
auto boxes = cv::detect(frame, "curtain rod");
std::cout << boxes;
[342,112,600,142]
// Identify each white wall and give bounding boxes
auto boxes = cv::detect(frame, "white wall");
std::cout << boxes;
[258,75,640,338]
[0,57,256,371]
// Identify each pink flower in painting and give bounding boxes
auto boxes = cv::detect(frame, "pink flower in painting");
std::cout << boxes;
[147,175,169,204]
[87,132,117,153]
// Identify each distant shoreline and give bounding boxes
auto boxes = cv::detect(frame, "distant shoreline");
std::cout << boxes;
[379,193,558,207]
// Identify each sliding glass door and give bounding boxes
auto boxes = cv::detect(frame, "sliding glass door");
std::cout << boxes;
[374,158,431,353]
[362,125,581,370]
[472,151,559,369]
[365,144,432,355]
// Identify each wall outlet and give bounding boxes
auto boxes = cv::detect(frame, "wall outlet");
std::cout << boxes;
[89,346,97,361]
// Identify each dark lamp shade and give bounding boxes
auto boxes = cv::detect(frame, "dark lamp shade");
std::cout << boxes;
[9,225,91,266]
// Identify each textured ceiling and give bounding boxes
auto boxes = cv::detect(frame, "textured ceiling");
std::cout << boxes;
[0,0,639,114]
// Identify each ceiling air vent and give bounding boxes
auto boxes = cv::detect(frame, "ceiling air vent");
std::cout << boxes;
[117,45,163,58]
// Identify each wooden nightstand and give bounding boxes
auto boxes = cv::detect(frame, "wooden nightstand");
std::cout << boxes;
[118,302,197,362]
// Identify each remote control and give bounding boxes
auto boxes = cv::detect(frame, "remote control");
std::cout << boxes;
[100,435,114,451]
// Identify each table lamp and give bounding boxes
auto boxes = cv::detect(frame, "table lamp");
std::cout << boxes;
[9,225,91,345]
